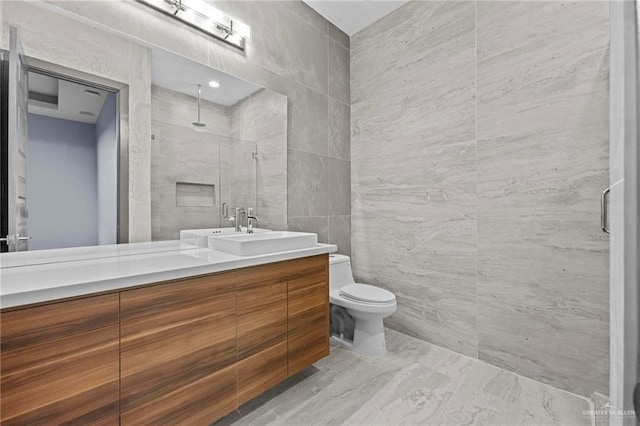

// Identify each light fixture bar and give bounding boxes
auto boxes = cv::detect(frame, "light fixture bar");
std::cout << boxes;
[136,0,251,50]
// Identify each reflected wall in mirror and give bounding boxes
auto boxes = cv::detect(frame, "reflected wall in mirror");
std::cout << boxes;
[151,49,287,240]
[149,47,287,241]
[1,2,288,251]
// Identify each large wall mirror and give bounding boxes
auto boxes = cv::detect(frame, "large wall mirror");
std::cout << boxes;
[1,1,288,252]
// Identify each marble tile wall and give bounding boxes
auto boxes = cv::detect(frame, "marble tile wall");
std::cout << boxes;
[476,1,609,398]
[352,0,478,358]
[351,0,609,397]
[40,0,352,255]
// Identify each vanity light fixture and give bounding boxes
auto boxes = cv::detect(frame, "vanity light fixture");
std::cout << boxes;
[136,0,251,50]
[208,80,220,88]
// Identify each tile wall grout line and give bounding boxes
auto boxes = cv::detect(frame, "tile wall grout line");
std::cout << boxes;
[474,0,480,362]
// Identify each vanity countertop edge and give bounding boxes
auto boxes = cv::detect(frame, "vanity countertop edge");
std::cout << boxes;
[0,242,337,309]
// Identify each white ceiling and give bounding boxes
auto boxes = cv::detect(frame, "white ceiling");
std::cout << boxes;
[151,48,263,107]
[28,72,110,124]
[302,0,410,36]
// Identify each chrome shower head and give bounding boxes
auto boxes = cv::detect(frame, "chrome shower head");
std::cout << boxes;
[192,84,206,127]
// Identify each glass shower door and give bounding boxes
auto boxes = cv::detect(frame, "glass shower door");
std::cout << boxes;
[609,1,640,424]
[218,137,257,230]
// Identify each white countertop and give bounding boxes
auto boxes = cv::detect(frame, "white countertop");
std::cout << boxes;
[0,241,337,309]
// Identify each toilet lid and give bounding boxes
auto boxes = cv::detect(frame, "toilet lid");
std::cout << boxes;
[339,284,396,304]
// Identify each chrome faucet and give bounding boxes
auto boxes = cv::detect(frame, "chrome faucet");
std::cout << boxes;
[230,207,245,232]
[247,208,258,234]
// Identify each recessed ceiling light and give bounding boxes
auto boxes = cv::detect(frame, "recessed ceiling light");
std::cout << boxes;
[208,80,220,88]
[79,111,95,116]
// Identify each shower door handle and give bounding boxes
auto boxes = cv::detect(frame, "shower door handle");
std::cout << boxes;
[601,187,610,234]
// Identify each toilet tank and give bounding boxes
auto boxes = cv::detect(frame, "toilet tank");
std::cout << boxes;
[329,254,355,291]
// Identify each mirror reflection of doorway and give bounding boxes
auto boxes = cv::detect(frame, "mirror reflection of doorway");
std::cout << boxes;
[26,71,119,251]
[1,51,120,251]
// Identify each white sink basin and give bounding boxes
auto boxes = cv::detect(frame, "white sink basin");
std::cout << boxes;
[208,231,318,256]
[180,227,271,247]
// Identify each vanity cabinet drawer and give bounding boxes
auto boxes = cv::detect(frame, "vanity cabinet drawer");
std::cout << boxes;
[119,271,237,425]
[0,294,120,425]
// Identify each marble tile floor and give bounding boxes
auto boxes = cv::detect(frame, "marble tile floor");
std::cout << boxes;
[215,329,598,426]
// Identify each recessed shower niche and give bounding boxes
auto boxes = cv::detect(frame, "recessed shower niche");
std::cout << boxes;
[175,182,216,207]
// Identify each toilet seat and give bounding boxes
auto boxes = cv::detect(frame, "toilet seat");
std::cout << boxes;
[339,283,396,304]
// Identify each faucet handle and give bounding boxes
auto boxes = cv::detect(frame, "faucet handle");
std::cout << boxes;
[247,207,254,216]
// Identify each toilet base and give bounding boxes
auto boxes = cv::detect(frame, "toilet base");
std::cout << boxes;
[348,312,387,357]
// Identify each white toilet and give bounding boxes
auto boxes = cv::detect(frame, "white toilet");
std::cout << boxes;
[329,254,397,357]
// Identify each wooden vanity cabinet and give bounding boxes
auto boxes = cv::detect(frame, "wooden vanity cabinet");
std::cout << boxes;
[0,294,120,425]
[0,254,329,425]
[236,264,288,405]
[119,271,238,425]
[286,256,330,376]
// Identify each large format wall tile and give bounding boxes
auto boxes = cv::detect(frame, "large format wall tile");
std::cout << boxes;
[248,1,328,94]
[287,84,329,156]
[287,149,328,218]
[353,140,477,197]
[281,1,327,34]
[478,218,609,323]
[476,1,610,396]
[355,271,478,358]
[288,216,329,244]
[477,130,608,221]
[328,99,350,161]
[352,208,477,296]
[328,158,351,216]
[478,297,609,397]
[352,0,609,399]
[328,40,350,104]
[351,0,477,359]
[351,1,476,149]
[476,1,609,141]
[328,215,351,256]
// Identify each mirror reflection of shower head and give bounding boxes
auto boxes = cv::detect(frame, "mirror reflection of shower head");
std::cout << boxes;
[192,84,206,128]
